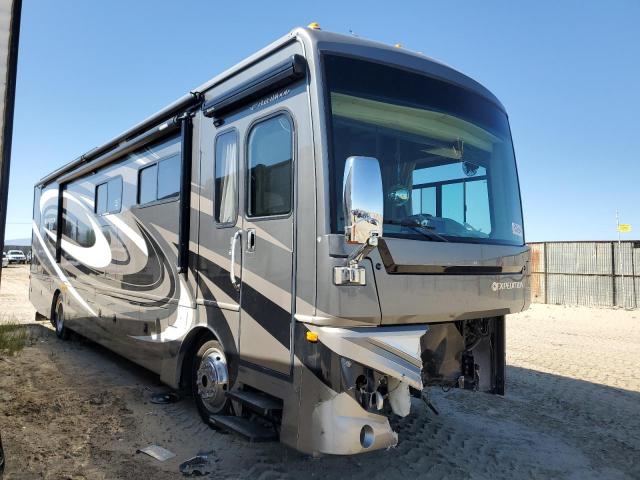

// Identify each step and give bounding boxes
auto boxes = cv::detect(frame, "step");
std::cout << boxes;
[227,389,283,417]
[209,414,278,443]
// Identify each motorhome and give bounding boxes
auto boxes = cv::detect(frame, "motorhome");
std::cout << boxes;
[29,26,530,455]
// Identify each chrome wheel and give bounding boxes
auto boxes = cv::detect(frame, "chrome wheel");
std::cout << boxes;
[53,297,69,340]
[55,302,64,334]
[196,347,229,414]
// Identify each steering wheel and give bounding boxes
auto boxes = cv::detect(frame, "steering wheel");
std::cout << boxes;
[405,213,434,227]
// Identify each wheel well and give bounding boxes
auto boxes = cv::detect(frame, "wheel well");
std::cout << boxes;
[179,327,216,390]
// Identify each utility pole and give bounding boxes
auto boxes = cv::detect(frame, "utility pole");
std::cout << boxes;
[0,0,22,288]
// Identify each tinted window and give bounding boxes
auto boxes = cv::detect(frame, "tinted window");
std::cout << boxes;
[139,164,158,204]
[95,177,121,215]
[135,134,181,205]
[107,177,122,213]
[247,115,293,217]
[157,155,180,200]
[62,210,95,247]
[215,131,238,224]
[96,183,108,215]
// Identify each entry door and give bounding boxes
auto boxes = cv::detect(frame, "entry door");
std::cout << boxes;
[239,112,295,376]
[196,121,242,352]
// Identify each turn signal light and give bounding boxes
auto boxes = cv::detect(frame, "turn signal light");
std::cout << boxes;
[306,331,319,343]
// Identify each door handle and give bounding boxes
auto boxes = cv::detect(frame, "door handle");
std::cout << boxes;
[246,228,256,253]
[229,230,241,290]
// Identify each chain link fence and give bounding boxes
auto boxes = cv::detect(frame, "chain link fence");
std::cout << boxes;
[529,241,639,309]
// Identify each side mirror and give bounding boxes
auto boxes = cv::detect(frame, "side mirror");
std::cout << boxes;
[343,156,384,244]
[334,156,384,286]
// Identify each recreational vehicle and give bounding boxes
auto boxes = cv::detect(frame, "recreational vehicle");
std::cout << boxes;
[30,26,530,455]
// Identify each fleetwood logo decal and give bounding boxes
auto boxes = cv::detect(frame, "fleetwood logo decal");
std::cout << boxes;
[491,281,523,291]
[250,88,290,110]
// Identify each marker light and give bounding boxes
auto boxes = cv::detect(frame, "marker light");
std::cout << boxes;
[306,331,319,343]
[307,22,321,30]
[394,43,403,48]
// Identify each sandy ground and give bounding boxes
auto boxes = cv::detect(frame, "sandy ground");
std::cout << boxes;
[0,265,639,479]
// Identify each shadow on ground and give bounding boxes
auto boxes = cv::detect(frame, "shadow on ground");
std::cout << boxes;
[1,323,638,479]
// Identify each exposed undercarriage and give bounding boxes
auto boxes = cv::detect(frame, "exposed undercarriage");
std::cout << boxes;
[338,316,506,419]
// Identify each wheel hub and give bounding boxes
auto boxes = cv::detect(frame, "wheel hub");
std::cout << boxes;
[196,347,229,413]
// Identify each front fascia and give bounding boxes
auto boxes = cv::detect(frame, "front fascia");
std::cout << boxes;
[297,32,530,327]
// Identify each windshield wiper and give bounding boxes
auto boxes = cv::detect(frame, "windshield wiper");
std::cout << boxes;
[386,220,450,242]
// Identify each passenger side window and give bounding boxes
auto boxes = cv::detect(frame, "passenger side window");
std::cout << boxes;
[95,177,122,215]
[139,164,158,204]
[107,176,122,213]
[96,183,108,215]
[157,155,180,200]
[215,130,238,225]
[247,114,293,217]
[138,155,180,205]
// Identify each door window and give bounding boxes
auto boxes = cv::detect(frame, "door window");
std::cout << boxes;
[214,130,238,225]
[247,114,293,218]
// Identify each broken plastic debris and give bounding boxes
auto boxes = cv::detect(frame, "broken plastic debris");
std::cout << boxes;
[136,445,176,461]
[150,392,180,404]
[179,451,214,476]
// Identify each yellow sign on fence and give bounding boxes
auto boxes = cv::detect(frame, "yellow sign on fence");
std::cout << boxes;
[617,224,632,233]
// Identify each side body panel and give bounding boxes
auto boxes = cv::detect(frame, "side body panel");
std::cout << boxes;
[32,131,194,378]
[29,185,53,316]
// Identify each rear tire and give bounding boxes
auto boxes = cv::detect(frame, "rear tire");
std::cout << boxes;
[52,295,70,340]
[192,339,230,422]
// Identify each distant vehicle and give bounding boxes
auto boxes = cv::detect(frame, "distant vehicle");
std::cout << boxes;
[29,27,530,455]
[6,250,26,264]
[1,252,7,268]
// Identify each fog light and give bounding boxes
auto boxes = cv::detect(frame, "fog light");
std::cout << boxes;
[360,425,374,449]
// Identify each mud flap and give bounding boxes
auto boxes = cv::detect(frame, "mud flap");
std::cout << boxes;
[492,316,506,395]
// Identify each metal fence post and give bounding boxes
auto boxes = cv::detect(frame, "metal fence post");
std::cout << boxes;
[543,242,548,304]
[633,243,637,309]
[611,242,616,307]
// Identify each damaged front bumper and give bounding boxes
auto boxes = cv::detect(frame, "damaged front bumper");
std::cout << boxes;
[296,317,505,455]
[298,324,426,454]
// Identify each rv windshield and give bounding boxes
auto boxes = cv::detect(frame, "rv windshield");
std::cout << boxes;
[324,55,524,246]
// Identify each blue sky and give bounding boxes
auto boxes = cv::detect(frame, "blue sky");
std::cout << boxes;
[5,0,639,242]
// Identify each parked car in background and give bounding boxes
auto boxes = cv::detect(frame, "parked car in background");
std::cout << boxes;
[2,252,8,268]
[6,250,26,264]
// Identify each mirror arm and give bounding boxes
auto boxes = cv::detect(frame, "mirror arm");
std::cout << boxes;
[334,234,380,286]
[346,234,379,266]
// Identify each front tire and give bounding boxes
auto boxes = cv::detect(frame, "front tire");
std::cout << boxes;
[192,339,230,422]
[52,296,70,340]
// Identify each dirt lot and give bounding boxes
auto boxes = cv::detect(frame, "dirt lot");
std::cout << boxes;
[1,265,639,479]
